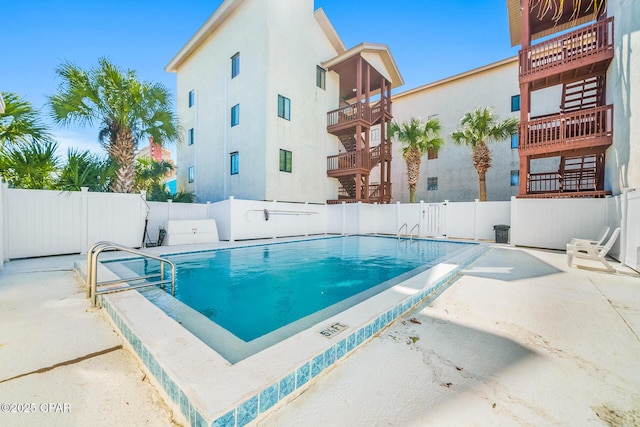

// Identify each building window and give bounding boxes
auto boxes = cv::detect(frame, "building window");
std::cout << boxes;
[511,170,520,186]
[511,94,520,112]
[231,53,240,78]
[230,152,239,175]
[427,177,438,191]
[511,133,519,149]
[278,95,291,120]
[371,128,380,141]
[427,147,438,160]
[231,104,240,127]
[188,90,195,108]
[316,66,326,90]
[188,166,194,183]
[188,128,194,145]
[279,149,292,173]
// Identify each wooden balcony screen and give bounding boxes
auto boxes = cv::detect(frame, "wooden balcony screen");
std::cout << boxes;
[519,104,612,153]
[519,17,613,78]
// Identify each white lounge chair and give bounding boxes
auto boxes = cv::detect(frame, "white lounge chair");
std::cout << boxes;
[566,227,620,272]
[569,226,610,246]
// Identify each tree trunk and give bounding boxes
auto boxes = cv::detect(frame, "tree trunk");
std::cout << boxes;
[478,171,487,202]
[109,129,136,193]
[409,185,416,203]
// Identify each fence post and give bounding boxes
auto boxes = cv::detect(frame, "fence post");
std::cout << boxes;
[305,202,309,237]
[167,199,173,220]
[272,200,277,239]
[442,200,449,237]
[620,188,631,266]
[395,201,400,236]
[206,201,211,219]
[80,187,89,253]
[419,200,424,237]
[473,199,479,241]
[509,196,517,246]
[341,202,346,236]
[0,181,5,268]
[228,196,235,243]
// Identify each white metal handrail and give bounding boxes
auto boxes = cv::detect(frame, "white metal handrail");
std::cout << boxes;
[409,223,420,242]
[86,241,175,308]
[397,223,408,239]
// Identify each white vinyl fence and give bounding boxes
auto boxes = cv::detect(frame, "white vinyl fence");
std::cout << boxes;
[0,185,146,262]
[1,183,638,271]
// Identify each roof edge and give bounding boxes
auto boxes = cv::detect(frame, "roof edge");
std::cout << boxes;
[322,42,404,88]
[393,56,518,100]
[166,0,247,73]
[314,8,346,55]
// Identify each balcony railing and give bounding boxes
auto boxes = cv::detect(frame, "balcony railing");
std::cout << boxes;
[327,98,392,129]
[519,17,613,78]
[328,183,392,205]
[519,104,613,153]
[327,103,371,128]
[327,150,372,173]
[528,173,561,193]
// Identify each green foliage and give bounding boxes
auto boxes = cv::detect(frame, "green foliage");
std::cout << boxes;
[48,58,180,193]
[0,140,60,189]
[0,92,51,147]
[134,156,174,194]
[451,107,518,149]
[389,117,444,159]
[389,117,444,202]
[56,149,117,192]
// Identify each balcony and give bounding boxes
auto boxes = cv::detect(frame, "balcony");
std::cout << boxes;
[327,98,392,135]
[519,17,613,90]
[327,151,372,177]
[326,144,391,177]
[519,104,613,156]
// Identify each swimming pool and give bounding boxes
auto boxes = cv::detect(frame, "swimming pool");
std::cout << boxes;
[106,236,472,362]
[96,235,487,426]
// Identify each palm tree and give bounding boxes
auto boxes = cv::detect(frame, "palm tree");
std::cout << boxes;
[451,107,518,202]
[0,140,60,189]
[0,92,51,148]
[134,156,174,196]
[48,58,179,193]
[389,117,444,203]
[56,148,117,192]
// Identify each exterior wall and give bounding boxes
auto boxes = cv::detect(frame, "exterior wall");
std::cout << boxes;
[174,0,341,204]
[391,59,522,203]
[263,0,341,203]
[606,0,640,194]
[175,0,269,203]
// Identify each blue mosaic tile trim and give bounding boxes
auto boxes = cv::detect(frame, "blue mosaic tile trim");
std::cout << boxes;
[101,243,489,427]
[212,410,235,427]
[279,372,295,400]
[296,363,310,388]
[259,384,278,413]
[237,396,258,427]
[100,296,206,427]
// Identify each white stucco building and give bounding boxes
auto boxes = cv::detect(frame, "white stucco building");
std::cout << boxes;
[166,0,401,204]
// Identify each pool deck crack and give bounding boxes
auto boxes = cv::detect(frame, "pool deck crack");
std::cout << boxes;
[0,345,122,384]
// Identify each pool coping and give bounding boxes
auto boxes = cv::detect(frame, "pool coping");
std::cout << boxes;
[85,236,489,427]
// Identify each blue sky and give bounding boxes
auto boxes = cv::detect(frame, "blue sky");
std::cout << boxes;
[2,0,518,159]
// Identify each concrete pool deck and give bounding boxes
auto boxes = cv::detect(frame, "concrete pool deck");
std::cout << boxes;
[0,244,638,426]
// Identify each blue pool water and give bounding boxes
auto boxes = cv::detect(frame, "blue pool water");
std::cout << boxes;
[106,236,473,361]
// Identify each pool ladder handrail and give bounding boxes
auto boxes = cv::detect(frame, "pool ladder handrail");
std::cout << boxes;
[86,241,175,308]
[397,223,408,239]
[409,223,420,242]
